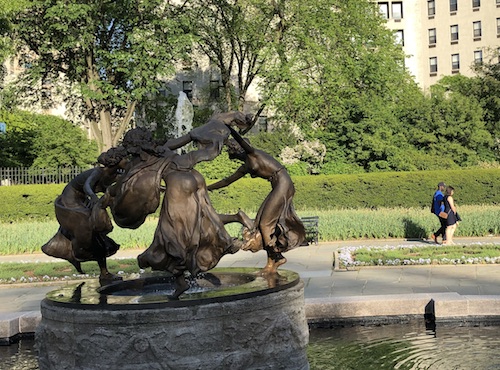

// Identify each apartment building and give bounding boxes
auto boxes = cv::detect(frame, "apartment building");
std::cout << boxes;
[379,0,500,91]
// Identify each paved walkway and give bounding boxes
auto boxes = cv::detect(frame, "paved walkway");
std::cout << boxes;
[1,236,500,314]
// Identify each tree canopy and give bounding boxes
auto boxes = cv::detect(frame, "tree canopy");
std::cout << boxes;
[8,0,192,152]
[1,0,499,173]
[0,110,97,167]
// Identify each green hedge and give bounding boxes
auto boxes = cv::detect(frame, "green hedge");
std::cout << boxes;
[1,168,499,222]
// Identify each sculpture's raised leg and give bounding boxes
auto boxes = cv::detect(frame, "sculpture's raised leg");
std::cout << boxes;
[218,209,253,229]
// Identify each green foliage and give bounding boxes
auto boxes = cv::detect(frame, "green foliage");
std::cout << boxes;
[137,93,178,141]
[0,259,140,282]
[1,204,499,256]
[0,110,98,168]
[246,128,299,159]
[195,147,242,180]
[294,169,500,210]
[0,110,37,166]
[10,0,192,150]
[0,184,64,222]
[351,244,500,266]
[284,162,309,176]
[3,169,499,223]
[188,0,281,110]
[30,116,97,168]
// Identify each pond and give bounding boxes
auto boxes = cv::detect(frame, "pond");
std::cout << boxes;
[3,321,500,370]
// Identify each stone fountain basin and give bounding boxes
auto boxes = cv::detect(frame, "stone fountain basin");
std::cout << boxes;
[45,267,301,307]
[37,267,310,370]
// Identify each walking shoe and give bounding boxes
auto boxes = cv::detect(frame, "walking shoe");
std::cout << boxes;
[431,234,438,244]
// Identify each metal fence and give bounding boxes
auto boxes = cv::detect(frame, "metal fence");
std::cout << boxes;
[0,167,91,185]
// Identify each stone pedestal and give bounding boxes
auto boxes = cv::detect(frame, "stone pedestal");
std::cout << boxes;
[36,269,309,370]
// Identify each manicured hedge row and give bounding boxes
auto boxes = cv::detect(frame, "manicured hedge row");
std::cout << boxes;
[1,168,499,222]
[207,168,500,212]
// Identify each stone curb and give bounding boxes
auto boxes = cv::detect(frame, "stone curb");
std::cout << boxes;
[0,311,40,345]
[3,293,500,344]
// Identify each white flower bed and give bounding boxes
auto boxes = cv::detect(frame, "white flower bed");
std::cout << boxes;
[338,242,500,267]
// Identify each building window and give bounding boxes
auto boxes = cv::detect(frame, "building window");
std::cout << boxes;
[395,30,404,46]
[379,2,389,19]
[430,57,438,73]
[450,25,459,42]
[209,80,221,100]
[472,0,480,8]
[392,2,403,20]
[428,0,436,16]
[452,54,460,70]
[450,0,458,12]
[429,28,437,44]
[182,80,193,100]
[497,18,500,35]
[474,50,483,64]
[473,21,482,38]
[258,116,268,132]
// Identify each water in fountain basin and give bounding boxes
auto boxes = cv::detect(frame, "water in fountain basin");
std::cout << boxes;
[5,321,500,369]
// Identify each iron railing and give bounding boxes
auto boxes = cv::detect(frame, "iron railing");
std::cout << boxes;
[0,167,91,185]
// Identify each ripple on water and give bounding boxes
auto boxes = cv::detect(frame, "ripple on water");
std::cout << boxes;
[4,322,500,369]
[308,322,500,370]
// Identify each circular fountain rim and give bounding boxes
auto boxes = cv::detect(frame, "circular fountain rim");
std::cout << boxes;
[43,267,301,310]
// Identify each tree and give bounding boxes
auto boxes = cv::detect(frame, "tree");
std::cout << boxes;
[187,0,281,111]
[9,0,192,152]
[429,81,494,165]
[258,0,421,171]
[0,0,29,63]
[471,50,500,142]
[0,110,97,167]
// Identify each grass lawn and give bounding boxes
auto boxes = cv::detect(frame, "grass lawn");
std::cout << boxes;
[0,258,140,284]
[2,243,500,284]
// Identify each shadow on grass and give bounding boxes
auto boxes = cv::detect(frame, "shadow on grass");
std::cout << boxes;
[403,218,428,239]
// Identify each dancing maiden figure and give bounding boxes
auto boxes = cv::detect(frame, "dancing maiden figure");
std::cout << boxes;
[207,126,306,274]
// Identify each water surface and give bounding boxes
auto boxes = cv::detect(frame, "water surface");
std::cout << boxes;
[3,321,500,369]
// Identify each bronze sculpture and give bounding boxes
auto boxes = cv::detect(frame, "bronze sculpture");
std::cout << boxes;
[207,126,306,274]
[42,111,305,297]
[42,147,128,281]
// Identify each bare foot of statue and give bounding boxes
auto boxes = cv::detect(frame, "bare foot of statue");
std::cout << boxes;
[97,258,122,284]
[261,257,286,275]
[274,254,287,269]
[260,251,287,275]
[169,274,189,300]
[99,271,123,285]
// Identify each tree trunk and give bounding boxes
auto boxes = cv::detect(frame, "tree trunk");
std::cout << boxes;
[100,109,113,151]
[113,101,137,147]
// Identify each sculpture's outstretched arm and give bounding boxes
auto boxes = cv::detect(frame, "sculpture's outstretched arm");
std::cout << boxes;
[163,133,192,150]
[227,125,254,154]
[83,168,101,205]
[207,166,247,190]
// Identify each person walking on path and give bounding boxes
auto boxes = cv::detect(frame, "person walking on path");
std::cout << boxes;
[443,185,459,245]
[431,182,447,244]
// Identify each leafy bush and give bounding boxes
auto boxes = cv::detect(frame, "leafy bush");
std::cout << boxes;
[1,168,500,222]
[0,109,98,168]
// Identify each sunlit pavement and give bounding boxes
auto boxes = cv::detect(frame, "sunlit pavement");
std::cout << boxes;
[2,236,500,342]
